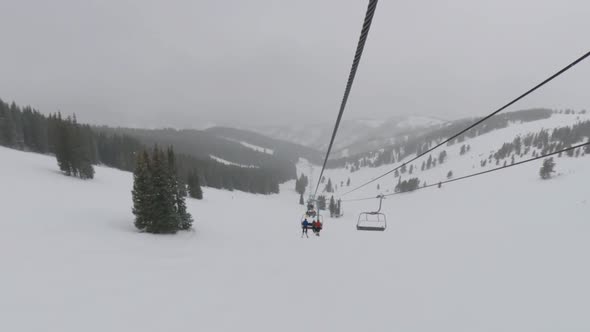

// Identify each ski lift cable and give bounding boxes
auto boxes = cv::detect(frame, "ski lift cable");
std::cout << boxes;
[313,0,379,197]
[341,141,590,202]
[341,50,590,197]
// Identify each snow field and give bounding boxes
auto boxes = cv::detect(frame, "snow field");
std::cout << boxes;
[1,111,590,332]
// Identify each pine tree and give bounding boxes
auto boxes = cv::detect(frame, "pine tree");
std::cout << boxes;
[295,176,301,194]
[447,170,453,179]
[132,150,153,231]
[168,147,193,230]
[295,173,308,195]
[460,145,466,155]
[539,157,555,179]
[55,114,73,175]
[325,178,333,193]
[317,195,327,210]
[329,196,336,217]
[149,146,178,233]
[299,192,304,205]
[187,169,203,200]
[53,114,95,179]
[438,150,447,164]
[347,178,351,186]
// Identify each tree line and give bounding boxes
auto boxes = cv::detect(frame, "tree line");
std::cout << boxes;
[0,98,283,194]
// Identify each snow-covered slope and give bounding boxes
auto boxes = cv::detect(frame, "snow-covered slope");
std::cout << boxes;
[1,108,590,332]
[239,141,274,155]
[327,112,590,196]
[252,115,445,154]
[209,154,259,168]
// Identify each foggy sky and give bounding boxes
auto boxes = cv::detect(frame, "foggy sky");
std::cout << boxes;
[0,0,588,129]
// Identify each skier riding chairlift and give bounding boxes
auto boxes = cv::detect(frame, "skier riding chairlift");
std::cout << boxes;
[301,218,310,238]
[312,219,323,236]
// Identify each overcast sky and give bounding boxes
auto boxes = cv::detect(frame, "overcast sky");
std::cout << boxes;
[0,0,588,128]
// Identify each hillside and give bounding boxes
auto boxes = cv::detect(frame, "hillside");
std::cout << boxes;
[1,109,590,331]
[204,126,324,164]
[251,115,445,155]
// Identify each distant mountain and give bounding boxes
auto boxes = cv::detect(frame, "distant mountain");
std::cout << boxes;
[250,115,446,157]
[93,125,327,187]
[204,127,324,165]
[94,126,298,180]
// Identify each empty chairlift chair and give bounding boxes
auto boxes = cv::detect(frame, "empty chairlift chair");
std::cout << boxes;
[356,195,387,231]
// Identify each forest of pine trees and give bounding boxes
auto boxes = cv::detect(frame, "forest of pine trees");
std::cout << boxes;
[483,120,590,170]
[52,114,95,179]
[0,98,283,194]
[132,146,193,233]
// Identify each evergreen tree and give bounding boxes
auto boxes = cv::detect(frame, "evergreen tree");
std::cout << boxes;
[187,169,203,199]
[148,146,178,233]
[317,195,327,210]
[53,114,95,179]
[447,170,453,179]
[329,196,336,217]
[168,147,193,230]
[55,114,73,175]
[438,150,447,164]
[539,157,555,179]
[132,150,153,231]
[347,178,351,186]
[295,173,308,195]
[325,178,333,193]
[299,192,304,205]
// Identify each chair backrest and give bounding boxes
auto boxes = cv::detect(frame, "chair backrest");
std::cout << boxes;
[356,212,386,231]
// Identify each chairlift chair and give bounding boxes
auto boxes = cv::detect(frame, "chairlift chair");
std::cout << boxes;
[356,195,386,231]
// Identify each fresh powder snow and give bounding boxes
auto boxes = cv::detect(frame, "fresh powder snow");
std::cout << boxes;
[1,113,590,331]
